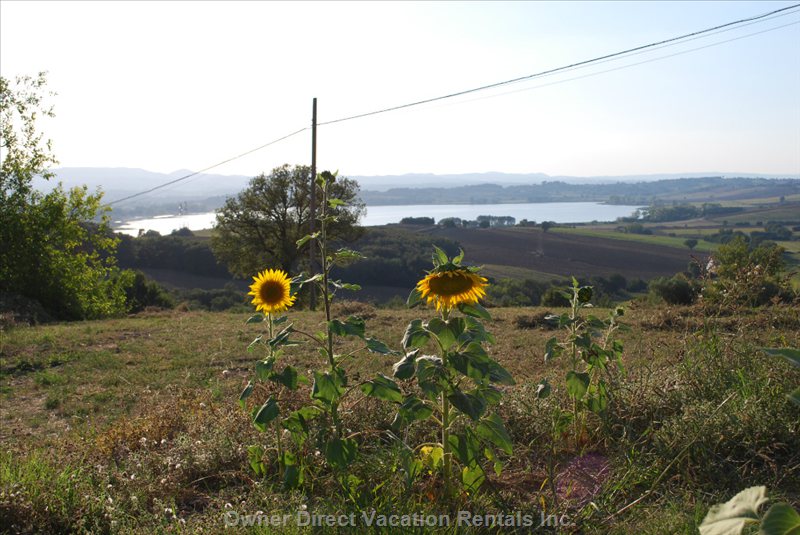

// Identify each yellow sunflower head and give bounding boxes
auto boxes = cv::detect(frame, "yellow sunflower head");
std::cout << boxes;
[416,268,488,312]
[248,269,296,314]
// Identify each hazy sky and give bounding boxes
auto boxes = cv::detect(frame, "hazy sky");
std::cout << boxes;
[2,1,799,179]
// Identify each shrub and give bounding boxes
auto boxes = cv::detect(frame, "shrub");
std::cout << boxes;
[649,274,699,305]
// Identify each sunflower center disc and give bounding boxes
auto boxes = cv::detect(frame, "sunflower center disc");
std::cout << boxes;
[428,273,475,296]
[259,281,286,304]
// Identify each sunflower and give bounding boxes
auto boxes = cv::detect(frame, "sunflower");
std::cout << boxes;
[416,268,488,312]
[248,269,295,314]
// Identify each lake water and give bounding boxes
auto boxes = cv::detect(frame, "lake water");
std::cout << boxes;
[113,202,643,236]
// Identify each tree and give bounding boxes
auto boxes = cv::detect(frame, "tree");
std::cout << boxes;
[684,238,698,250]
[211,165,364,277]
[1,73,128,320]
[703,235,788,307]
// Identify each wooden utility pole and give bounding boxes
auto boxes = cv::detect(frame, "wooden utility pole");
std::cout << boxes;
[309,98,317,310]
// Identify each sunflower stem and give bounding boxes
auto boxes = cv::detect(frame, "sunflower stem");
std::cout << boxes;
[318,174,342,438]
[441,392,453,498]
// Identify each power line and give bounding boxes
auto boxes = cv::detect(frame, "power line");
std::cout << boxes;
[445,20,800,108]
[107,3,799,206]
[317,3,800,126]
[107,127,308,205]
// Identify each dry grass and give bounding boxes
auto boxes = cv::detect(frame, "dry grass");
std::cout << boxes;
[1,303,799,533]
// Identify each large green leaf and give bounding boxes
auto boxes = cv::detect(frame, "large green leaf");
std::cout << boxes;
[283,406,322,446]
[544,337,561,362]
[365,337,394,355]
[460,317,495,345]
[392,350,418,380]
[255,358,275,381]
[762,348,800,369]
[325,437,358,470]
[268,325,297,348]
[427,318,456,351]
[448,390,487,421]
[416,355,448,398]
[587,380,608,414]
[476,413,513,455]
[282,451,303,489]
[269,365,299,390]
[457,302,491,320]
[535,378,551,399]
[391,396,434,429]
[328,316,365,339]
[402,319,430,349]
[432,245,449,267]
[448,430,481,467]
[487,360,515,385]
[245,313,265,324]
[760,502,800,535]
[361,374,404,403]
[311,370,345,404]
[238,381,254,409]
[789,387,800,408]
[461,463,486,493]
[247,445,266,477]
[407,287,423,308]
[473,385,502,405]
[699,486,767,535]
[565,371,590,400]
[252,397,279,432]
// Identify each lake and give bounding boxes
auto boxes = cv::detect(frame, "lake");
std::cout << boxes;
[113,202,643,236]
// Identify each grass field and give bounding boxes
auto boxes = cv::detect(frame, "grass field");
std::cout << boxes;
[2,301,798,534]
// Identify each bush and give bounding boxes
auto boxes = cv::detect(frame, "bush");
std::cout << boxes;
[121,270,175,312]
[541,286,570,307]
[649,274,699,305]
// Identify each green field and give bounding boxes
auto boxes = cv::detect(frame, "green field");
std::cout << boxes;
[2,303,798,534]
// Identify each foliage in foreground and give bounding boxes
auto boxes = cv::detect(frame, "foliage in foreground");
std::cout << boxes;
[0,303,798,533]
[1,73,128,320]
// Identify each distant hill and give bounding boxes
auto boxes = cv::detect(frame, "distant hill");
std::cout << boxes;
[351,171,799,191]
[32,167,800,218]
[359,176,800,205]
[34,167,252,202]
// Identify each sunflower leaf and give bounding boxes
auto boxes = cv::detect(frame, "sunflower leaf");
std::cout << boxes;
[407,288,424,308]
[365,337,395,355]
[458,302,491,320]
[238,381,254,409]
[699,486,767,535]
[390,396,434,429]
[247,335,262,352]
[252,397,280,432]
[268,365,299,390]
[761,347,800,369]
[328,316,366,339]
[432,245,449,267]
[268,325,296,348]
[402,319,430,350]
[246,313,265,324]
[296,232,320,248]
[392,350,418,380]
[360,374,404,403]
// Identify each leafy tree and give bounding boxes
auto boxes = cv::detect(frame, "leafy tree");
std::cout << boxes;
[684,238,698,250]
[211,165,364,277]
[704,235,789,307]
[1,73,127,320]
